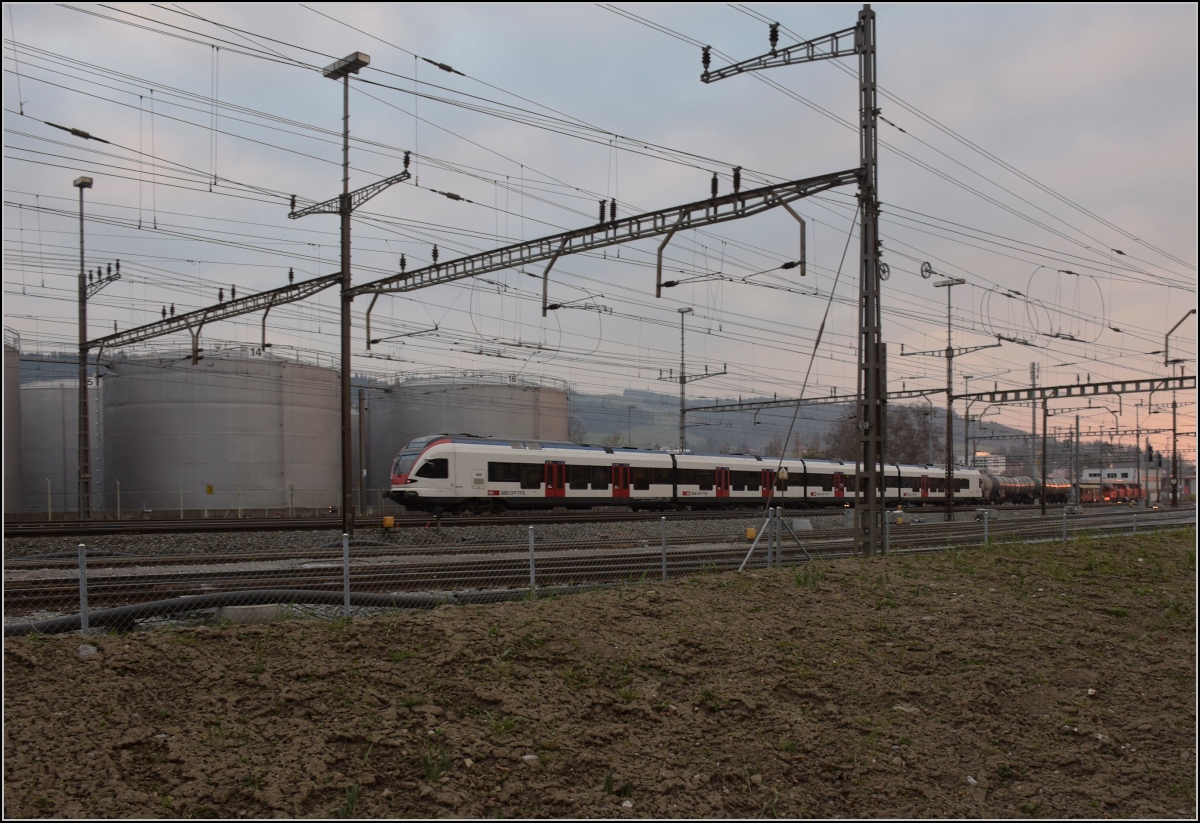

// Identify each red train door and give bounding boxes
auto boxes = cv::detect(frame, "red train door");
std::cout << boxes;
[833,471,845,498]
[760,469,776,498]
[544,461,566,498]
[715,467,731,498]
[920,475,929,500]
[612,464,630,499]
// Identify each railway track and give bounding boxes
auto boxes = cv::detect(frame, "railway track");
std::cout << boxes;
[6,509,1193,615]
[3,502,1140,538]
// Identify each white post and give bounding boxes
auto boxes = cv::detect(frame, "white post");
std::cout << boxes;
[179,485,184,520]
[342,532,351,618]
[116,479,121,521]
[983,510,989,545]
[47,478,52,521]
[289,484,294,518]
[1132,513,1137,536]
[1062,509,1067,541]
[528,526,536,588]
[237,484,243,519]
[77,543,89,635]
[661,516,667,581]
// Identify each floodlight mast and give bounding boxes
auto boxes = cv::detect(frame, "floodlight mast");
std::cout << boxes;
[702,4,885,555]
[74,175,93,520]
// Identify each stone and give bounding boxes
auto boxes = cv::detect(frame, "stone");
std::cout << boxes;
[213,604,285,625]
[78,644,97,657]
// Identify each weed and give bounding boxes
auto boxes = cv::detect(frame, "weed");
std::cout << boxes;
[387,648,418,663]
[331,784,360,818]
[187,808,218,819]
[400,695,425,709]
[420,744,451,782]
[480,710,520,737]
[33,797,51,809]
[779,739,797,753]
[499,633,542,659]
[794,565,825,589]
[161,796,174,809]
[250,635,267,675]
[617,687,636,702]
[204,722,225,741]
[1104,607,1128,618]
[603,771,614,795]
[699,689,724,712]
[618,780,633,798]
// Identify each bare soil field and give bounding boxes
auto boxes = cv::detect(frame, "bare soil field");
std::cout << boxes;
[4,528,1196,819]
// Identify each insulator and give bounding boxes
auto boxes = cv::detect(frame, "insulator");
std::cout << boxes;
[106,263,112,276]
[113,321,117,333]
[599,199,606,223]
[115,260,120,273]
[732,166,741,192]
[769,22,779,53]
[161,306,166,319]
[432,245,439,264]
[231,285,237,300]
[219,288,224,303]
[400,254,407,272]
[288,267,294,284]
[711,173,718,199]
[701,45,711,71]
[404,151,411,170]
[88,270,94,283]
[170,304,175,316]
[610,198,616,222]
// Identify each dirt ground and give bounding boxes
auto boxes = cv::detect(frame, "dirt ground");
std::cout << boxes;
[4,528,1196,819]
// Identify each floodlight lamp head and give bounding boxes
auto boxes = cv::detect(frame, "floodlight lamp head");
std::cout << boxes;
[934,277,966,288]
[323,52,370,79]
[679,307,693,315]
[73,176,93,189]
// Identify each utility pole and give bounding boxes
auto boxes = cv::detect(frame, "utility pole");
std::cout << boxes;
[289,51,410,537]
[698,5,884,553]
[1041,398,1048,515]
[1032,362,1041,477]
[660,308,725,451]
[1135,401,1141,507]
[1073,414,1080,505]
[74,176,93,520]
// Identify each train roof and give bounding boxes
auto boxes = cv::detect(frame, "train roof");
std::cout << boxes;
[402,434,977,472]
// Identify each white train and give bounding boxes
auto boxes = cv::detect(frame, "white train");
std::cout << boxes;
[389,434,984,513]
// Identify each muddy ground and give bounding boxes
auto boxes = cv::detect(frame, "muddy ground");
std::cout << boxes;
[4,528,1196,819]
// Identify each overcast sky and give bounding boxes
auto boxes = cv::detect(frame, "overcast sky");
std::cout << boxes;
[3,3,1196,453]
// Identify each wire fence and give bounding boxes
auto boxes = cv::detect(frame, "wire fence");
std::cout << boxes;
[3,506,1195,636]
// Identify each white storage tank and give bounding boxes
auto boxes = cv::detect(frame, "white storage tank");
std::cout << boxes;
[19,378,104,515]
[4,342,24,514]
[102,348,339,513]
[365,373,569,495]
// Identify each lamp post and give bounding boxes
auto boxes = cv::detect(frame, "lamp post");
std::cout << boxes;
[74,175,93,519]
[626,405,637,448]
[1164,309,1194,508]
[933,275,966,521]
[325,52,369,536]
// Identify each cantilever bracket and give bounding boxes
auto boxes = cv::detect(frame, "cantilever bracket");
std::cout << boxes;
[656,214,686,298]
[183,314,208,365]
[541,239,569,318]
[365,293,381,349]
[289,170,411,219]
[778,202,807,277]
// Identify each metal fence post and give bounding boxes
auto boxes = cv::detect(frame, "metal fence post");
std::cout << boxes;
[766,507,775,569]
[1062,509,1068,541]
[116,479,121,521]
[1132,513,1137,536]
[884,515,890,556]
[237,484,243,519]
[47,478,52,521]
[289,484,295,518]
[179,485,184,520]
[341,532,351,618]
[983,510,989,545]
[78,543,89,635]
[528,526,536,588]
[660,516,667,581]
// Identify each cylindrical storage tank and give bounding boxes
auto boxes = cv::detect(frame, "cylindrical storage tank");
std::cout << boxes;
[102,349,339,514]
[4,343,22,514]
[365,374,569,495]
[20,378,104,515]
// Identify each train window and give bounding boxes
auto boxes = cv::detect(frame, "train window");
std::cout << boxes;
[632,466,650,491]
[678,469,698,485]
[886,475,900,490]
[568,465,590,490]
[697,470,714,491]
[814,473,833,492]
[519,464,542,490]
[907,477,922,492]
[955,478,969,491]
[393,452,420,476]
[731,471,755,491]
[856,475,884,492]
[414,458,449,479]
[508,442,526,449]
[488,462,520,483]
[591,466,609,490]
[651,468,672,485]
[775,473,789,492]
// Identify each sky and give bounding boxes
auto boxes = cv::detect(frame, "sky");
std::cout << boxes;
[3,3,1196,458]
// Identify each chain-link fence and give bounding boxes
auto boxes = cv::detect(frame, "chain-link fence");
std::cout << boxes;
[4,506,1195,636]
